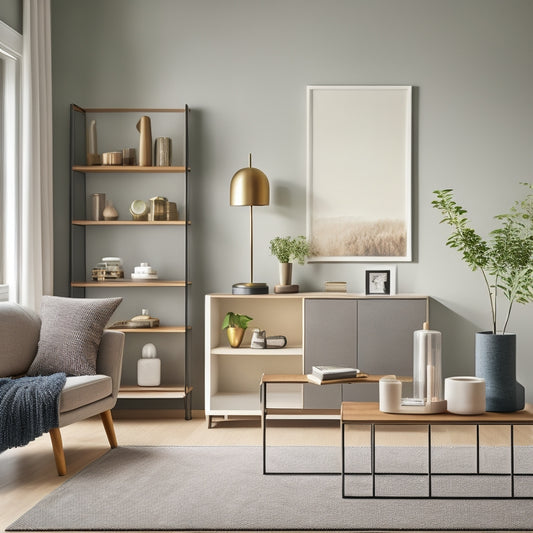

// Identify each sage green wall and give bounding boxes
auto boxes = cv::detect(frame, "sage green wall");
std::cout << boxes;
[51,0,533,409]
[0,0,22,33]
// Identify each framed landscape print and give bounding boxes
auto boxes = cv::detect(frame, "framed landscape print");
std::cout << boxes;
[306,85,412,262]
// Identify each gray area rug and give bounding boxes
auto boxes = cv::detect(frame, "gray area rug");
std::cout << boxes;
[8,445,533,531]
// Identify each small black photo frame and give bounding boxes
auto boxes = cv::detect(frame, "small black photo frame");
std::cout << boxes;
[365,270,391,295]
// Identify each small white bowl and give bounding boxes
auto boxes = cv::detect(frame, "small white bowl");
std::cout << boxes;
[445,376,486,415]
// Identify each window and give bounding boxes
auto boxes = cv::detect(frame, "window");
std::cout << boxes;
[0,20,22,302]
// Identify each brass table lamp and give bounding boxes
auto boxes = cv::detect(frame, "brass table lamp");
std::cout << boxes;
[230,154,270,295]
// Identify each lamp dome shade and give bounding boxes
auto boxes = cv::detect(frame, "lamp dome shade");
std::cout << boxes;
[230,166,270,206]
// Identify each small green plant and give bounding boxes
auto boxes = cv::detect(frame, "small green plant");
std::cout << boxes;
[432,184,533,334]
[269,235,311,264]
[221,312,253,330]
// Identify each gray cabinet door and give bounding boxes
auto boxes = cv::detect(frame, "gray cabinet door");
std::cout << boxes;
[303,299,357,409]
[345,298,427,402]
[303,297,428,406]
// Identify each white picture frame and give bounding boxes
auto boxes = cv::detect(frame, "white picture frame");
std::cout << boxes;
[306,85,412,262]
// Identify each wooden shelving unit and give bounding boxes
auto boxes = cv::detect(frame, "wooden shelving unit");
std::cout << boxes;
[69,104,192,419]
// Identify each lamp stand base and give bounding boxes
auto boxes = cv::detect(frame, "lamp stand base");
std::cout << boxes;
[232,282,269,295]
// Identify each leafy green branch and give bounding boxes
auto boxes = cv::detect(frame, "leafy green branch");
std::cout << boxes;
[432,184,533,334]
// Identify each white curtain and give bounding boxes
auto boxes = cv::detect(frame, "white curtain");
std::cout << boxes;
[20,0,53,309]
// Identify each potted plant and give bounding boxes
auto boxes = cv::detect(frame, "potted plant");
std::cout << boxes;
[269,235,311,287]
[222,311,253,348]
[432,184,533,411]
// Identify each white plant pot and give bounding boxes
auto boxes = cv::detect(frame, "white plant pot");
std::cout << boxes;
[444,376,485,415]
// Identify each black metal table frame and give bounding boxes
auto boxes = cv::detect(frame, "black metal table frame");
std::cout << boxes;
[261,379,343,476]
[341,421,533,499]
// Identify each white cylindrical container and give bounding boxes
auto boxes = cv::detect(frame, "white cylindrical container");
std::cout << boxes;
[445,376,486,415]
[379,376,402,413]
[413,323,443,403]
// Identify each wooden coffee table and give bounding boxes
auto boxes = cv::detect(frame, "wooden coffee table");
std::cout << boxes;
[260,374,410,474]
[341,401,533,499]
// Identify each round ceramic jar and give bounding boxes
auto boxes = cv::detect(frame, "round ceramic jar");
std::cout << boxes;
[444,376,486,415]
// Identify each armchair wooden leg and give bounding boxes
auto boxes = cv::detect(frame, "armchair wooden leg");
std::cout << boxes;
[49,427,67,476]
[100,410,118,448]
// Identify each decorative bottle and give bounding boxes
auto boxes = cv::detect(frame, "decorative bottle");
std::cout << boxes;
[137,342,161,386]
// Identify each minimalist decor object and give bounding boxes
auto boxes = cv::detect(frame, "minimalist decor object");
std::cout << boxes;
[155,137,171,166]
[432,185,533,411]
[91,257,124,281]
[90,192,105,221]
[103,200,118,221]
[444,376,486,415]
[149,196,167,221]
[122,147,136,165]
[137,342,161,386]
[250,328,267,348]
[230,154,270,294]
[475,331,524,412]
[129,199,149,221]
[102,151,123,165]
[269,235,310,293]
[136,115,152,166]
[307,85,412,262]
[86,119,101,165]
[221,311,253,348]
[131,262,158,280]
[379,322,447,414]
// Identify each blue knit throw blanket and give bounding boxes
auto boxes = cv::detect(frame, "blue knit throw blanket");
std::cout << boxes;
[0,373,66,452]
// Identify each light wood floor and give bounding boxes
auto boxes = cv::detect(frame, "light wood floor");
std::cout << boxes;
[0,410,524,533]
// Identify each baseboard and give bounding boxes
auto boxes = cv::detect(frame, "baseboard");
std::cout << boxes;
[112,408,205,419]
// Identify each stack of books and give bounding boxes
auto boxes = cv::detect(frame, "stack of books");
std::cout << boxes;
[324,281,347,292]
[307,365,359,384]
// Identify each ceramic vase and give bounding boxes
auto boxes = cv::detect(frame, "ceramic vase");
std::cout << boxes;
[279,263,292,286]
[103,200,118,221]
[475,332,525,412]
[137,115,152,166]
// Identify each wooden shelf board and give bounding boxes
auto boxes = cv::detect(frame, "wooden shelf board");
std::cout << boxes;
[72,165,186,173]
[109,326,190,334]
[118,384,192,399]
[71,280,189,287]
[211,346,303,356]
[72,220,188,226]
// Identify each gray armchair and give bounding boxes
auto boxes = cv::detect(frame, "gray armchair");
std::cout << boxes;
[0,301,125,475]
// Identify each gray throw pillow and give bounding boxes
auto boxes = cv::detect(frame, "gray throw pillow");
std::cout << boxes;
[27,296,122,377]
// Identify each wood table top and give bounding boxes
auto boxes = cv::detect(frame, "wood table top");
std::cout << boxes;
[341,402,533,424]
[261,374,412,385]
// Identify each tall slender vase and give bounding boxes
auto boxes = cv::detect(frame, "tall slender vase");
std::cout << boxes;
[136,116,152,166]
[475,332,525,412]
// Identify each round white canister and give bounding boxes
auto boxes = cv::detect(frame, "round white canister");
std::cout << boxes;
[444,376,485,415]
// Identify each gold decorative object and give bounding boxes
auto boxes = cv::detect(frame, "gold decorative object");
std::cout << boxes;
[226,326,245,348]
[102,151,123,165]
[149,196,167,221]
[130,199,149,221]
[137,115,152,166]
[166,201,178,220]
[230,153,270,295]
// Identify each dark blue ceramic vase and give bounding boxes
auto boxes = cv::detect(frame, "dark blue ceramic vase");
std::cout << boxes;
[475,332,525,412]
